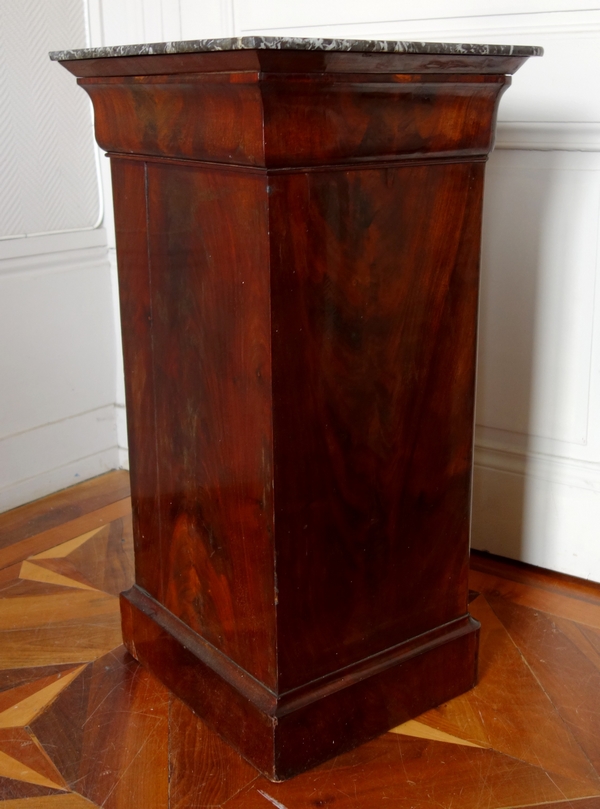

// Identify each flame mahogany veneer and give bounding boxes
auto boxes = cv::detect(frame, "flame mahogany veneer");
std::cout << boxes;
[56,42,535,781]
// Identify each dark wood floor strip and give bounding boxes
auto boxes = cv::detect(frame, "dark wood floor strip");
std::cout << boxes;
[0,471,130,552]
[470,550,600,605]
[0,472,599,807]
[0,499,131,572]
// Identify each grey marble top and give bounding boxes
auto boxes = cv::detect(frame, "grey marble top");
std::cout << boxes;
[49,36,543,62]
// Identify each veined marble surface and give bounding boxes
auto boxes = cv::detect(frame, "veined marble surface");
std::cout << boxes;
[49,35,543,62]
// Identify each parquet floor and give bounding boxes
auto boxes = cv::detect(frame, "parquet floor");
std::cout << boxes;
[0,472,599,809]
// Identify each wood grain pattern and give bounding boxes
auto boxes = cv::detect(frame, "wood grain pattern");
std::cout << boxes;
[0,667,85,727]
[0,567,22,588]
[0,500,131,572]
[0,780,67,802]
[0,589,121,670]
[1,473,600,806]
[144,161,277,687]
[19,561,98,592]
[259,73,509,166]
[485,593,600,775]
[390,719,484,747]
[108,161,161,604]
[53,521,134,597]
[169,699,258,809]
[57,44,535,779]
[471,549,600,602]
[0,580,77,599]
[0,729,67,790]
[122,585,479,781]
[29,661,93,789]
[0,796,100,808]
[81,72,509,167]
[224,735,600,809]
[32,528,104,559]
[506,800,600,809]
[0,591,119,632]
[470,568,600,629]
[413,594,600,785]
[270,160,482,689]
[0,665,81,695]
[0,752,60,790]
[0,472,129,553]
[580,625,600,657]
[75,651,169,809]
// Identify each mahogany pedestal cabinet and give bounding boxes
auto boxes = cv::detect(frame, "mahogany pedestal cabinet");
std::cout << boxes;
[52,37,540,781]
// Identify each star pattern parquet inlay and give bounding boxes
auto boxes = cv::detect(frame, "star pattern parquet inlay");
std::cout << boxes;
[0,470,599,808]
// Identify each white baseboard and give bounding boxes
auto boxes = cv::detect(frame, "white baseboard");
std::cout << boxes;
[0,450,120,515]
[118,446,130,471]
[472,441,600,583]
[115,403,129,470]
[116,400,128,440]
[0,405,120,513]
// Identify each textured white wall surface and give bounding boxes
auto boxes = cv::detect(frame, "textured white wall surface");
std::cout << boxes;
[14,0,598,581]
[0,0,101,238]
[0,0,118,512]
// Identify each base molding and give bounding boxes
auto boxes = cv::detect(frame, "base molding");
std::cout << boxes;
[472,444,600,583]
[120,586,480,781]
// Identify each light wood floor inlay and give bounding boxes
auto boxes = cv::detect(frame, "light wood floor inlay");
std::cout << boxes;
[0,470,598,808]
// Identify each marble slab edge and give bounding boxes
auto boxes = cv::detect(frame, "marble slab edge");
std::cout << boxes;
[49,35,543,62]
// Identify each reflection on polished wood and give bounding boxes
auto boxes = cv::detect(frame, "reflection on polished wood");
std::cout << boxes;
[0,471,598,806]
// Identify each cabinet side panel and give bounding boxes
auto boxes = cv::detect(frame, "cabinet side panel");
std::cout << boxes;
[145,162,277,688]
[271,162,483,690]
[111,159,163,599]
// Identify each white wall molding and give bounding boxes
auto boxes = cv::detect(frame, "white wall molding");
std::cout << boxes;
[0,227,108,261]
[495,122,600,152]
[108,246,129,469]
[256,18,600,39]
[116,405,129,470]
[221,0,236,37]
[473,438,600,579]
[237,7,600,37]
[234,1,600,31]
[0,249,116,438]
[0,234,118,512]
[472,450,600,583]
[475,440,600,495]
[0,244,110,279]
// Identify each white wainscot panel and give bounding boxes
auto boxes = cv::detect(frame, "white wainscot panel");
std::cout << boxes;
[93,0,232,47]
[0,405,119,513]
[0,245,116,439]
[476,149,600,448]
[0,233,119,512]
